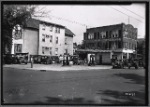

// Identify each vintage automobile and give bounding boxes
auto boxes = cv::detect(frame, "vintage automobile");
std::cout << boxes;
[46,56,53,64]
[40,56,59,64]
[128,59,139,69]
[4,54,17,64]
[51,56,59,63]
[15,53,28,64]
[112,58,139,69]
[71,55,80,65]
[112,59,124,69]
[32,55,41,64]
[41,56,48,64]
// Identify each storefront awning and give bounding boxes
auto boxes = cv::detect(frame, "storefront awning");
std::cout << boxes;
[76,49,136,53]
[76,49,112,53]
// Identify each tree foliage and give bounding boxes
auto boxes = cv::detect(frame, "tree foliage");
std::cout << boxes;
[2,5,36,54]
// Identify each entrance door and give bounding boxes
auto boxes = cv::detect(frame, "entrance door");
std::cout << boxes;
[99,55,102,64]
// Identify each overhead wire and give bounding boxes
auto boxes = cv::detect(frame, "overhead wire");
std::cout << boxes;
[110,7,143,23]
[120,6,144,19]
[33,6,144,29]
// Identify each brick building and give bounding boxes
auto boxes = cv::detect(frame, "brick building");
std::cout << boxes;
[11,18,74,57]
[77,23,137,64]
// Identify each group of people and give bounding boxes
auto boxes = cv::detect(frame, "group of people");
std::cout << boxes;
[59,54,71,66]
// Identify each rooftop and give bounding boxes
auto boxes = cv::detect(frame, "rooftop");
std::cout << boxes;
[26,18,65,29]
[65,28,75,37]
[25,18,74,36]
[87,23,136,31]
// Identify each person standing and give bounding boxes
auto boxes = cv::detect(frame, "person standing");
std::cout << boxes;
[31,56,33,68]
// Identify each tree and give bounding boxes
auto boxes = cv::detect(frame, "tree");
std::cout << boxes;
[2,5,50,54]
[3,5,35,54]
[78,40,85,49]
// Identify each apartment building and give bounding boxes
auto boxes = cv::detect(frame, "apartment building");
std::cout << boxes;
[11,18,74,57]
[77,23,137,64]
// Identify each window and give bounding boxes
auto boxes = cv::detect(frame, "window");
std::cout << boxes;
[65,49,68,54]
[88,33,94,39]
[45,47,49,50]
[94,33,97,39]
[113,34,116,38]
[14,44,22,53]
[14,30,22,40]
[42,47,45,54]
[97,32,100,39]
[42,24,46,30]
[101,31,106,38]
[65,38,67,45]
[42,34,45,42]
[55,48,58,55]
[50,35,53,42]
[56,37,58,44]
[46,35,49,38]
[88,34,90,39]
[50,26,53,32]
[118,41,122,48]
[119,30,122,38]
[92,34,94,39]
[45,47,49,54]
[129,43,131,49]
[111,30,118,38]
[123,42,128,49]
[106,31,108,38]
[123,29,128,37]
[55,27,60,33]
[115,30,118,38]
[49,47,52,55]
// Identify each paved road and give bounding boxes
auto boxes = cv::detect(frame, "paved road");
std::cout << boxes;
[3,67,146,105]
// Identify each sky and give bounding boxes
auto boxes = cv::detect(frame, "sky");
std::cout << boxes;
[34,3,145,44]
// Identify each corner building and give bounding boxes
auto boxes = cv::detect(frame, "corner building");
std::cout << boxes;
[11,18,74,57]
[80,23,137,64]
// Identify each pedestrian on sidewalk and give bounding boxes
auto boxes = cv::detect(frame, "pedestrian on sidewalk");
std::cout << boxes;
[31,56,34,68]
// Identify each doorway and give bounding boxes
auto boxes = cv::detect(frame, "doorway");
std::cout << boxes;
[99,55,102,64]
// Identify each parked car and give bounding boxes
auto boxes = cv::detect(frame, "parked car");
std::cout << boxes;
[128,59,139,69]
[46,56,52,64]
[41,56,47,64]
[71,55,79,65]
[112,59,124,69]
[4,54,14,64]
[51,56,59,63]
[16,53,28,64]
[32,55,41,64]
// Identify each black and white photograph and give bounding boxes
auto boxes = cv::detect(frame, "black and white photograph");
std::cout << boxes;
[1,1,149,106]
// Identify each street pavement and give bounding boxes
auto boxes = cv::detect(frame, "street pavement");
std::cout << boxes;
[2,65,146,105]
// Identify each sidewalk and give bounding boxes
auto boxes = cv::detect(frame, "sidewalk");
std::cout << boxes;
[3,63,112,71]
